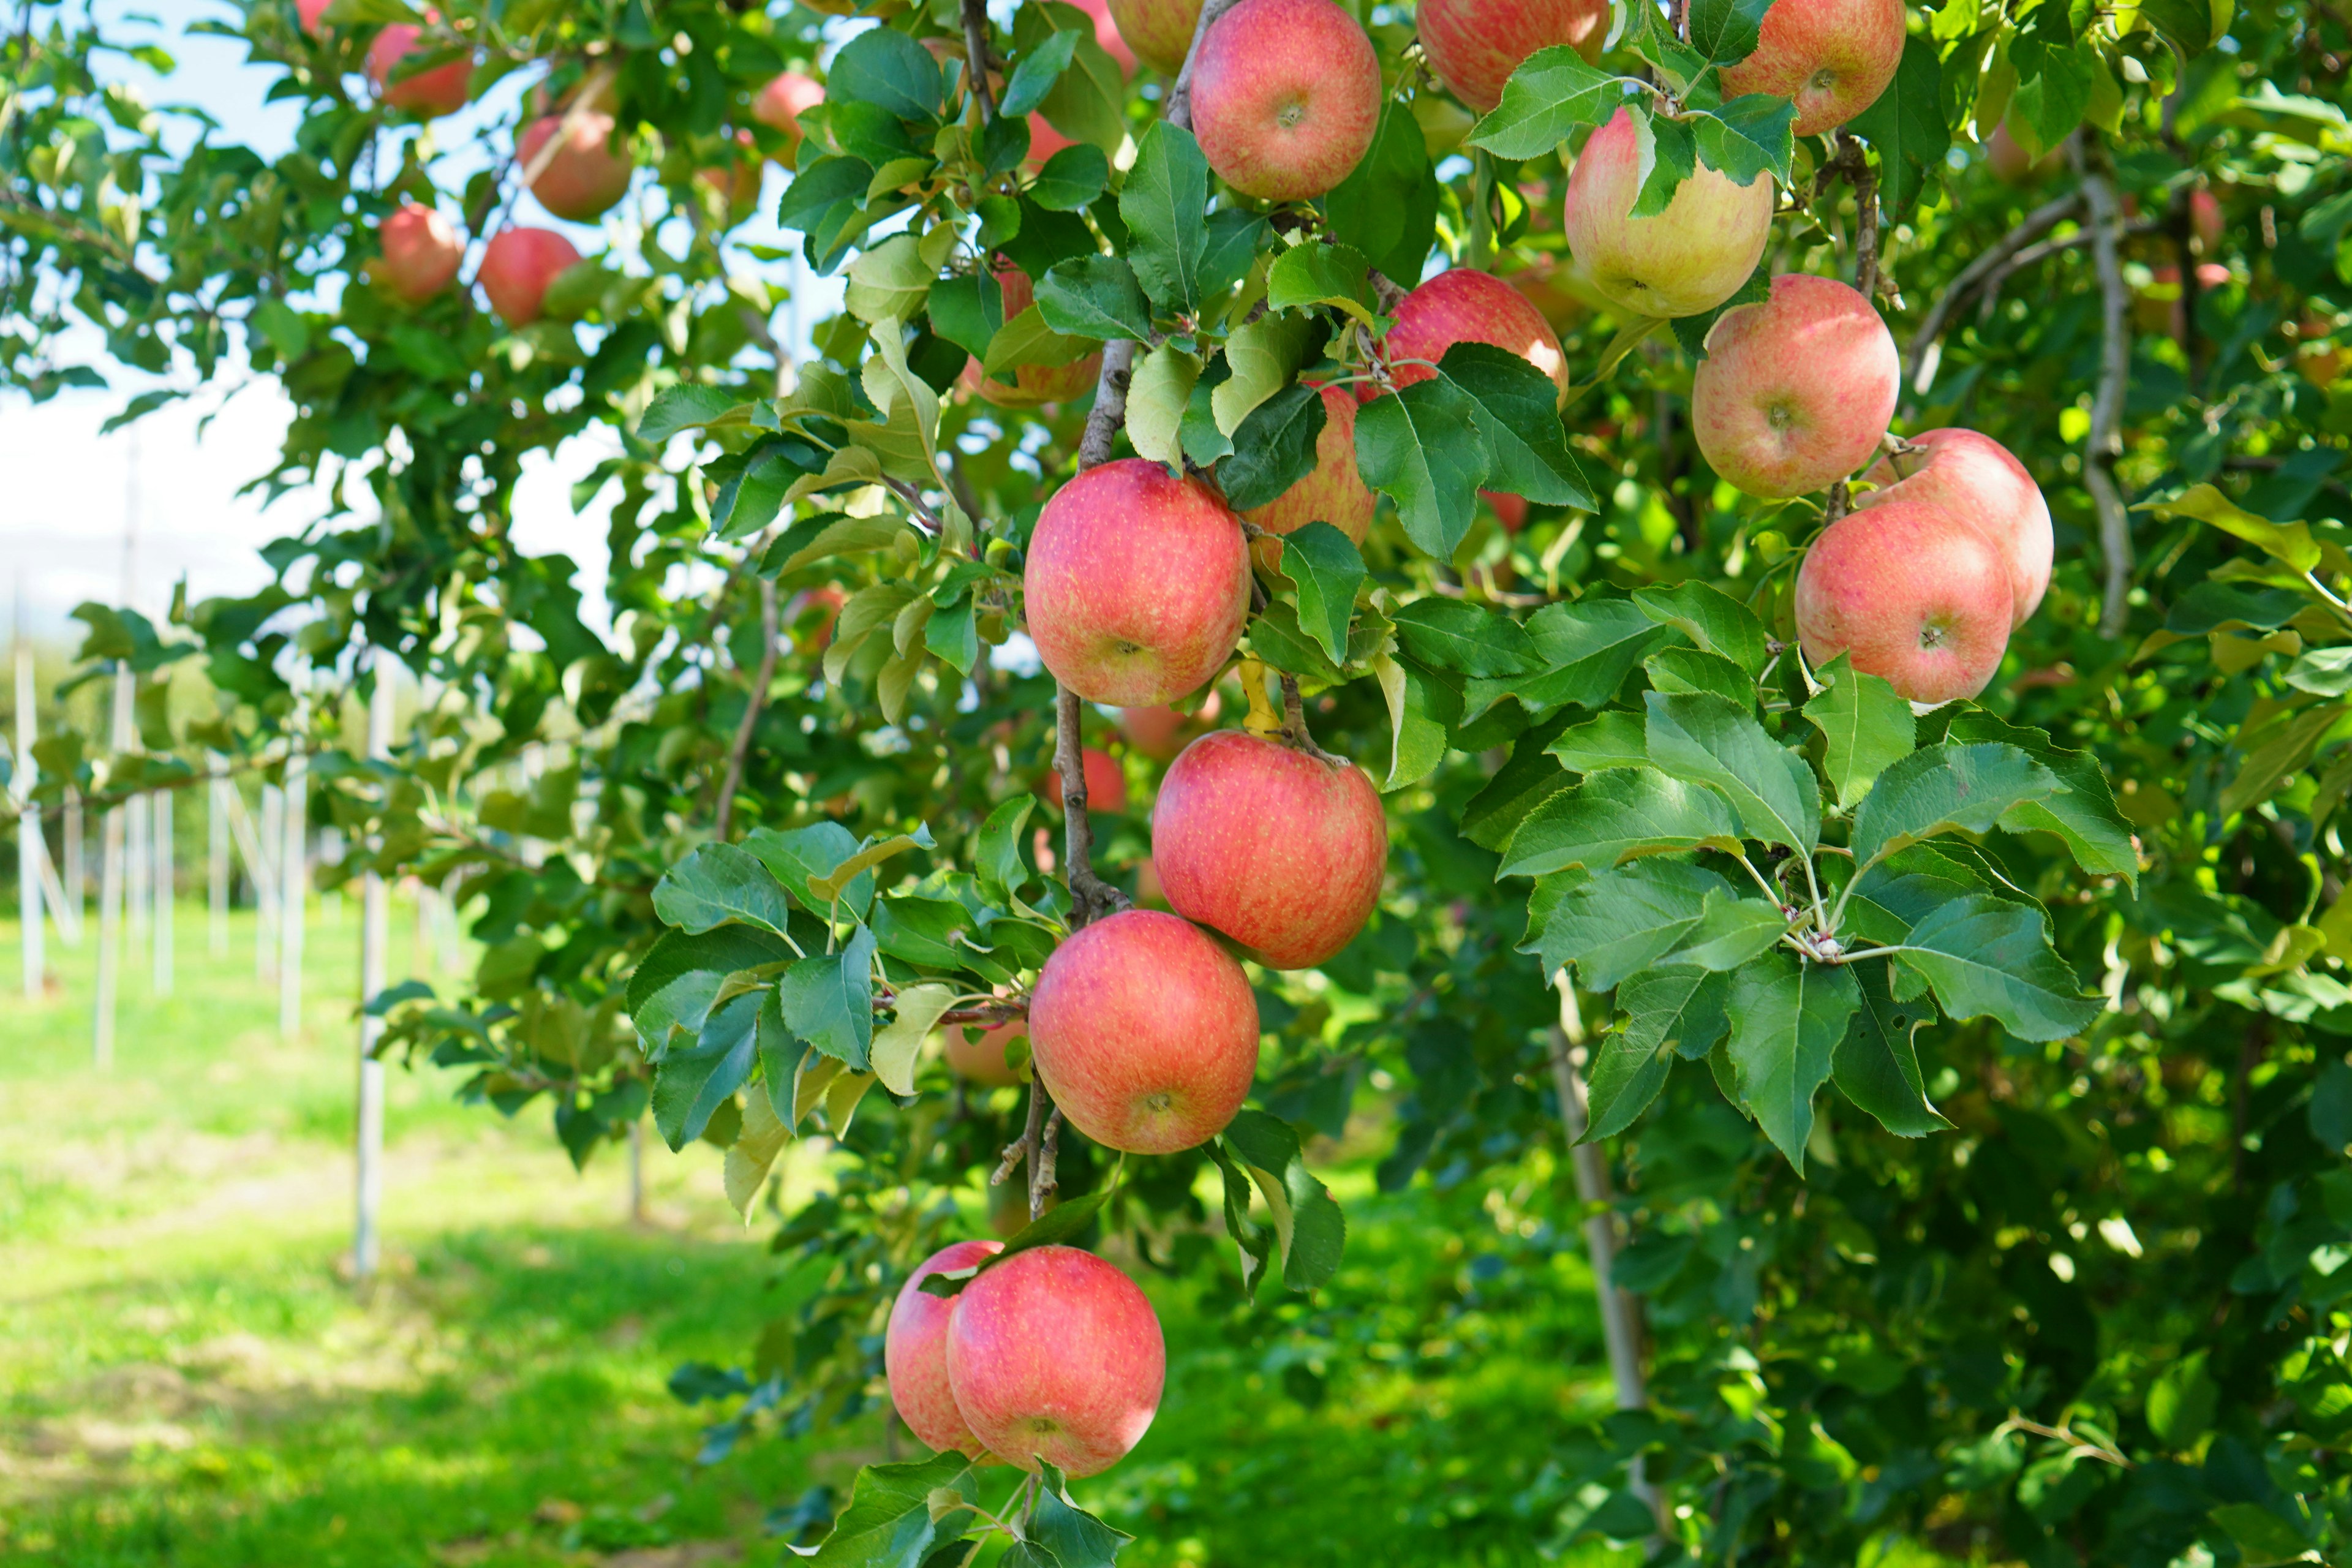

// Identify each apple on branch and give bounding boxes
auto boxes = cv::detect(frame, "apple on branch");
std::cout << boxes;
[1795,501,2015,704]
[752,72,824,164]
[1415,0,1607,113]
[1382,268,1569,396]
[1717,0,1905,138]
[1115,692,1221,762]
[366,15,472,118]
[522,111,633,223]
[1855,429,2052,624]
[1563,108,1774,320]
[944,1245,1164,1476]
[1040,746,1129,816]
[375,202,462,303]
[1106,0,1202,74]
[1240,384,1376,569]
[886,1239,1005,1458]
[1190,0,1381,202]
[1692,274,1899,499]
[967,265,1102,407]
[478,227,582,326]
[941,1022,1027,1089]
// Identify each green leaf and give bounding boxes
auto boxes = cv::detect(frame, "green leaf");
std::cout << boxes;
[2288,646,2352,696]
[1832,960,1949,1136]
[1318,100,1438,283]
[1585,967,1730,1138]
[1687,0,1772,67]
[1845,35,1950,215]
[2008,3,2093,157]
[809,827,933,905]
[1028,143,1112,211]
[1645,646,1757,709]
[2139,481,2322,574]
[1725,954,1860,1174]
[1221,382,1329,511]
[1212,311,1315,435]
[1461,728,1574,850]
[1277,521,1366,667]
[1500,766,1741,876]
[2146,1351,2218,1450]
[638,384,751,443]
[1893,895,2100,1042]
[2222,700,2349,816]
[1547,709,1652,773]
[745,821,876,917]
[1432,344,1594,508]
[626,927,796,1053]
[1943,710,2138,888]
[802,1451,979,1568]
[777,925,878,1069]
[1694,94,1796,188]
[1354,380,1492,559]
[1526,859,1729,989]
[1631,109,1698,219]
[1018,1463,1136,1567]
[2209,1502,2314,1568]
[652,990,764,1150]
[845,232,932,324]
[653,843,797,939]
[1659,889,1790,971]
[1125,344,1199,468]
[982,304,1097,377]
[975,795,1038,906]
[828,27,943,121]
[1391,599,1538,678]
[1631,580,1769,673]
[1848,742,2062,870]
[1466,45,1628,159]
[1036,254,1152,342]
[999,26,1080,118]
[1221,1109,1347,1291]
[1645,691,1821,854]
[1121,121,1210,315]
[1803,653,1917,809]
[1373,653,1453,791]
[1264,241,1374,327]
[1509,597,1676,716]
[1199,209,1268,303]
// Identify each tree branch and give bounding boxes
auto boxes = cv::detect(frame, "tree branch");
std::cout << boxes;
[1901,191,2084,398]
[1844,133,1882,306]
[960,0,997,124]
[714,576,779,840]
[2078,156,2133,639]
[1054,684,1130,927]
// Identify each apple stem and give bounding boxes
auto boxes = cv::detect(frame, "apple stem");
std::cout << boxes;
[1278,672,1346,766]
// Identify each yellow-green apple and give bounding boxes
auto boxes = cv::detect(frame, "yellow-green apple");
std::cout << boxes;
[1106,0,1202,73]
[943,1022,1026,1088]
[1242,384,1376,570]
[1024,459,1250,707]
[1563,107,1774,319]
[1856,428,2052,624]
[297,0,331,35]
[944,1245,1164,1476]
[970,265,1102,405]
[1692,273,1898,499]
[1795,502,2014,703]
[1383,268,1569,396]
[1717,0,1903,137]
[1116,693,1220,761]
[1190,0,1381,202]
[753,72,824,162]
[886,1239,1004,1457]
[1040,745,1130,815]
[522,111,633,222]
[1152,731,1385,968]
[1027,909,1259,1152]
[377,202,462,302]
[1416,0,1607,111]
[478,227,581,326]
[366,17,472,116]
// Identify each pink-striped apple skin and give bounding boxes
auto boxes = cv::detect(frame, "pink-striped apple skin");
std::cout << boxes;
[1564,108,1774,320]
[366,21,472,116]
[944,1246,1165,1477]
[943,1023,1025,1088]
[1027,910,1259,1153]
[1105,0,1203,73]
[973,266,1102,407]
[752,73,824,162]
[1383,268,1569,398]
[1116,693,1219,761]
[1857,429,2052,625]
[1190,0,1381,202]
[885,1240,1006,1457]
[521,113,633,222]
[1692,274,1899,500]
[1023,460,1250,708]
[1795,500,2015,704]
[1153,731,1387,970]
[297,0,332,36]
[1717,0,1904,138]
[1242,385,1376,567]
[1040,745,1129,816]
[478,228,582,326]
[1416,0,1608,111]
[377,203,462,302]
[1067,0,1137,74]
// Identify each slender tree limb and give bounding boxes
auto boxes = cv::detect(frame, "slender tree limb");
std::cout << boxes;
[1054,684,1130,927]
[1031,1107,1063,1218]
[715,577,779,839]
[961,0,997,123]
[1165,0,1243,129]
[1845,134,1882,306]
[1277,672,1346,764]
[1076,339,1137,470]
[1901,192,2084,398]
[2079,157,2133,638]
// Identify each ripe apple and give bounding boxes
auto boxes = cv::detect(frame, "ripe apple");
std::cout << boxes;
[1039,745,1130,815]
[1024,459,1250,708]
[1415,0,1607,112]
[1242,383,1376,568]
[1190,0,1381,202]
[1717,0,1904,138]
[1856,428,2052,624]
[478,227,582,326]
[2192,188,2223,251]
[972,265,1102,406]
[1484,490,1528,532]
[1027,909,1259,1153]
[1563,107,1774,320]
[1794,500,2014,704]
[886,1239,1005,1458]
[753,72,825,163]
[944,1245,1164,1476]
[1692,273,1899,499]
[788,584,845,649]
[1383,268,1569,397]
[376,202,462,303]
[1985,119,2061,186]
[296,0,331,36]
[1068,0,1137,75]
[1106,0,1203,74]
[2133,262,2232,341]
[366,18,472,117]
[1152,731,1386,969]
[521,112,633,222]
[943,1022,1026,1088]
[1116,693,1220,761]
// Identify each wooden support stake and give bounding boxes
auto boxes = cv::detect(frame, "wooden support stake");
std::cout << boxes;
[355,654,394,1286]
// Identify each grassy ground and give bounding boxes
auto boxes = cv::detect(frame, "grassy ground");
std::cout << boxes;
[0,900,1638,1568]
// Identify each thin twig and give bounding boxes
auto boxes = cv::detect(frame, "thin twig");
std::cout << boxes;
[2078,149,2133,638]
[1277,672,1345,764]
[1164,0,1244,129]
[1844,132,1882,306]
[1076,340,1136,470]
[1900,192,2084,398]
[715,577,780,839]
[1030,1107,1063,1219]
[1054,685,1129,927]
[960,0,997,124]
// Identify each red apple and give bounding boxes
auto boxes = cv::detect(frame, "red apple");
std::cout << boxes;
[973,265,1103,406]
[1190,0,1381,202]
[1564,107,1774,320]
[1027,908,1259,1152]
[1068,0,1137,75]
[521,111,632,223]
[1383,268,1569,397]
[296,0,332,36]
[944,1245,1164,1476]
[2192,188,2223,252]
[1794,501,2014,704]
[753,72,825,163]
[1484,489,1528,532]
[1506,254,1589,333]
[1024,459,1250,708]
[1040,745,1130,815]
[1985,119,2060,186]
[366,17,472,117]
[1692,273,1898,499]
[1416,0,1607,112]
[1856,428,2051,625]
[943,1022,1026,1088]
[1717,0,1904,138]
[377,202,462,303]
[886,1239,1005,1457]
[1242,383,1376,567]
[1152,731,1386,969]
[478,227,581,326]
[1106,0,1203,74]
[1117,693,1221,761]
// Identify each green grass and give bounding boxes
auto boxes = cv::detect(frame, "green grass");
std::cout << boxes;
[0,902,1645,1567]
